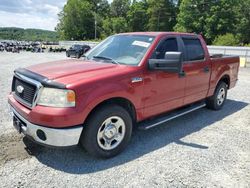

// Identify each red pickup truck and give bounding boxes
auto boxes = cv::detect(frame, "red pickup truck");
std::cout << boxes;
[8,32,239,158]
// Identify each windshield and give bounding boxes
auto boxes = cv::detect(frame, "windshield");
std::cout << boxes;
[72,45,81,49]
[85,35,155,66]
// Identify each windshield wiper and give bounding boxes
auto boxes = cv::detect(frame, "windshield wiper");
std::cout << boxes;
[93,56,120,65]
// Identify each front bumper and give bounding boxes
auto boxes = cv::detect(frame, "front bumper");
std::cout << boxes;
[9,105,83,147]
[8,94,84,128]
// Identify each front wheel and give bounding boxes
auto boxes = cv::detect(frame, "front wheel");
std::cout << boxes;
[80,105,133,158]
[206,81,227,110]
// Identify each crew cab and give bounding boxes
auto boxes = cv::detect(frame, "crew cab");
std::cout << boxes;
[8,32,239,158]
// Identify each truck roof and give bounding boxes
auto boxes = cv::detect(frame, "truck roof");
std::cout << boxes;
[118,32,199,37]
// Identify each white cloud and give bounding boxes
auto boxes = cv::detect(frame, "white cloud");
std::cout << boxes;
[23,0,32,4]
[42,4,60,15]
[0,0,66,30]
[0,11,58,30]
[0,0,113,30]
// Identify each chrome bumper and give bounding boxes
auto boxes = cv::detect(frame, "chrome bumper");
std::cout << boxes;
[9,106,83,147]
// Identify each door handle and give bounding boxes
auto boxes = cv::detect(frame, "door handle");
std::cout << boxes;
[204,67,209,73]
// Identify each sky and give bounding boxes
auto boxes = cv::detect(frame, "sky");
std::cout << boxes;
[0,0,112,31]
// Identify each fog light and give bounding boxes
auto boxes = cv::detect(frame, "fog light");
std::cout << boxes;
[36,129,46,141]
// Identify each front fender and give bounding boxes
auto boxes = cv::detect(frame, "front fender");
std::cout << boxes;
[76,79,144,124]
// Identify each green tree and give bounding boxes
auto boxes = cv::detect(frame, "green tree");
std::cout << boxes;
[102,17,129,37]
[102,18,113,37]
[127,0,148,31]
[213,33,240,46]
[175,0,238,44]
[110,0,131,17]
[57,0,114,40]
[147,0,176,31]
[93,0,111,39]
[204,0,237,43]
[91,0,111,18]
[55,0,248,45]
[235,0,250,44]
[175,0,212,33]
[56,0,94,40]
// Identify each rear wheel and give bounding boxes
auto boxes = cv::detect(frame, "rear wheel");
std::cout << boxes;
[80,105,132,158]
[206,81,227,110]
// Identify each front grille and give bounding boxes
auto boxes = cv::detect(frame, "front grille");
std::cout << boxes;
[12,76,37,107]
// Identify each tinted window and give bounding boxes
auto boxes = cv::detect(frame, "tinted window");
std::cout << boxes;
[156,38,178,59]
[183,38,205,61]
[72,45,81,49]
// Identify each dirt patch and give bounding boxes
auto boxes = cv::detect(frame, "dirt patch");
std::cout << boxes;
[0,132,43,166]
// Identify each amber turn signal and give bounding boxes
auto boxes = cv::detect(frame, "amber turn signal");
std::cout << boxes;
[67,91,76,103]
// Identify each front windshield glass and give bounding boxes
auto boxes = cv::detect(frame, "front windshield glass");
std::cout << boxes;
[73,45,81,49]
[85,35,155,66]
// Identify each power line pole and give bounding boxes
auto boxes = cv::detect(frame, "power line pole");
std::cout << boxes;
[94,3,100,40]
[95,12,97,40]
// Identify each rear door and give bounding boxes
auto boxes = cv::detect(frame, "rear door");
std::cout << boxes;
[181,36,211,105]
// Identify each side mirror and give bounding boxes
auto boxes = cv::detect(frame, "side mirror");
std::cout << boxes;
[148,52,183,73]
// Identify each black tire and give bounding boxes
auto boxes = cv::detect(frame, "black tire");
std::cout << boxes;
[80,105,133,158]
[66,52,70,57]
[206,81,227,110]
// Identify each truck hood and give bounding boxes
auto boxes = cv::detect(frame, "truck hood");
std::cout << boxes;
[26,59,133,85]
[27,59,119,80]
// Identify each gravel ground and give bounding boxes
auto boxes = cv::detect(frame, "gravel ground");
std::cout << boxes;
[0,51,249,187]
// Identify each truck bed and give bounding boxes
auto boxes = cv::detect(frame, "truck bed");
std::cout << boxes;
[208,55,239,95]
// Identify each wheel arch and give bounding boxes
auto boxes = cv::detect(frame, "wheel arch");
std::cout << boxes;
[84,97,137,125]
[218,74,230,88]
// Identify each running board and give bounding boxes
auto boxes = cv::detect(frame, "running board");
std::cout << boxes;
[138,101,206,130]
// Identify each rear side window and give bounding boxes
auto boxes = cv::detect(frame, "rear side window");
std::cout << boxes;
[183,38,205,61]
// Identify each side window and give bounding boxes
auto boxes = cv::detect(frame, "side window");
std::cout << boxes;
[155,38,178,59]
[182,38,205,61]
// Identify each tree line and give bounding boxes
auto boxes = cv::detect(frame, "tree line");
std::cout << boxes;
[59,0,250,45]
[0,27,59,41]
[1,1,249,46]
[56,0,250,45]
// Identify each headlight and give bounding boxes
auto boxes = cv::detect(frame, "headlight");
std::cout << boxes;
[37,88,76,107]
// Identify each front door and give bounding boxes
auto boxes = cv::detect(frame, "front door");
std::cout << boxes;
[143,37,185,119]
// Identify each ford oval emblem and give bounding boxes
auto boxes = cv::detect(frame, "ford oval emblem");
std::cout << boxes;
[16,85,24,94]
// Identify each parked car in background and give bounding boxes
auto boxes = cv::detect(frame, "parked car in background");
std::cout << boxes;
[32,47,44,53]
[66,44,90,58]
[0,43,4,51]
[8,32,239,158]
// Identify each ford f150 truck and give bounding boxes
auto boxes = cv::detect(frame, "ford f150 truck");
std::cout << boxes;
[8,32,239,158]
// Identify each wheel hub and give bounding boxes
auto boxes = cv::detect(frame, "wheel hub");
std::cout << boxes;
[217,88,225,105]
[97,116,126,150]
[104,125,117,139]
